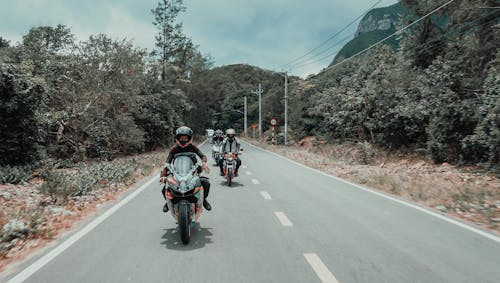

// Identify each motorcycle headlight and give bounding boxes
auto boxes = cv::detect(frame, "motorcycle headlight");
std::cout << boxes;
[179,181,188,193]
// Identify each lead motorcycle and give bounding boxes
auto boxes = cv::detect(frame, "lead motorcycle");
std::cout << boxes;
[162,153,205,245]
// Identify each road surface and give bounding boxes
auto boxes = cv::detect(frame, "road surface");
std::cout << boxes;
[2,140,500,283]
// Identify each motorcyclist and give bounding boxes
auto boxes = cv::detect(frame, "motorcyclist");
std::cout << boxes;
[212,129,224,144]
[160,126,212,212]
[219,128,242,176]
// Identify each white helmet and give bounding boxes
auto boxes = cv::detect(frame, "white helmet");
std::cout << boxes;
[226,129,236,140]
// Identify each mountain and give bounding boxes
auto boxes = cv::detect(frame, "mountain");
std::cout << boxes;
[330,2,406,65]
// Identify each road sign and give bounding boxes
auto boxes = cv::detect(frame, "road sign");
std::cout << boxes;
[269,118,278,126]
[251,123,257,129]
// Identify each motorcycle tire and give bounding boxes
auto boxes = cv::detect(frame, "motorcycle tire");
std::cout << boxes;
[227,171,232,187]
[179,202,191,245]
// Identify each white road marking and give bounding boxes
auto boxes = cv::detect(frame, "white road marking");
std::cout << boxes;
[260,191,272,200]
[7,175,160,283]
[242,140,500,244]
[245,171,252,175]
[242,165,248,169]
[274,212,293,226]
[304,253,340,283]
[251,179,260,185]
[9,139,209,283]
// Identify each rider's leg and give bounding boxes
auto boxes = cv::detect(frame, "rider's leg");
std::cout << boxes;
[161,185,169,212]
[200,177,212,211]
[218,158,224,176]
[235,158,242,176]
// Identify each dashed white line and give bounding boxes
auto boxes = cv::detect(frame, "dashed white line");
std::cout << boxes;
[304,253,340,283]
[242,165,248,169]
[274,212,293,226]
[260,191,272,200]
[245,171,253,175]
[251,179,260,185]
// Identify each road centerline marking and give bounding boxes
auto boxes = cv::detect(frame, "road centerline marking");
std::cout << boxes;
[260,191,272,200]
[274,211,293,226]
[245,171,252,175]
[251,179,260,185]
[304,253,340,283]
[242,165,248,169]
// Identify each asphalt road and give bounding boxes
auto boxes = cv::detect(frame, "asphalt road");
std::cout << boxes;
[3,140,500,283]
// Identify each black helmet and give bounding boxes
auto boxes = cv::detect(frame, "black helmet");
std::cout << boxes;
[175,126,193,147]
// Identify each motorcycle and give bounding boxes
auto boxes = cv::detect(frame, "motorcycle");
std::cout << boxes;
[222,152,238,187]
[163,153,204,245]
[212,142,222,165]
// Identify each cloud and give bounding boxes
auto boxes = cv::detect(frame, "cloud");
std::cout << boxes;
[0,0,398,77]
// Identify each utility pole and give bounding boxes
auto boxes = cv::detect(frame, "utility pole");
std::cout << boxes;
[243,95,248,135]
[284,72,288,146]
[251,84,263,139]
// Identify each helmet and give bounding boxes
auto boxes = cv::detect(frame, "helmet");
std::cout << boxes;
[215,129,223,136]
[175,126,193,148]
[226,128,236,140]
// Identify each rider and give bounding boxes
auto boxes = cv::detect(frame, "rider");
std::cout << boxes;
[219,128,242,176]
[212,129,224,144]
[160,126,212,212]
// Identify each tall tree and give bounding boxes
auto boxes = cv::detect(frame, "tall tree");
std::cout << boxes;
[151,0,190,80]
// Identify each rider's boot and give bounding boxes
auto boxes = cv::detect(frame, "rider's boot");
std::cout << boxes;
[163,202,169,212]
[203,199,212,211]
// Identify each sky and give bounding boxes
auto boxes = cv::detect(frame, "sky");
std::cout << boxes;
[0,0,398,77]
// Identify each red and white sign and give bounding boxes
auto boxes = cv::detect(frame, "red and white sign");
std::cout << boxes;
[269,118,278,126]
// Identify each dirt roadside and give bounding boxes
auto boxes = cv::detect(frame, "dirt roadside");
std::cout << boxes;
[244,137,499,234]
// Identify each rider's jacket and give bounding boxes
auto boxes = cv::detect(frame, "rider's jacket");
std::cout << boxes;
[212,136,223,144]
[220,137,241,154]
[161,144,206,176]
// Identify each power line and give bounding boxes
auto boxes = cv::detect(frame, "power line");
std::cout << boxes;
[286,31,358,70]
[322,0,457,70]
[275,0,385,71]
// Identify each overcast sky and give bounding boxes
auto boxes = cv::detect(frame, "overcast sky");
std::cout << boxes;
[0,0,398,77]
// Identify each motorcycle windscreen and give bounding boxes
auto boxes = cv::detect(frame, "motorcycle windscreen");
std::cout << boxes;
[172,156,195,176]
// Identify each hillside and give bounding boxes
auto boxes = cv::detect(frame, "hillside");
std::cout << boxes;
[331,2,405,65]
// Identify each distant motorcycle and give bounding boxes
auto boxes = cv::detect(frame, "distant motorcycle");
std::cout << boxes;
[163,153,204,245]
[212,142,222,165]
[222,152,238,187]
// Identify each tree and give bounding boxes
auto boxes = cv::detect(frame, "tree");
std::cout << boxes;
[151,0,191,80]
[0,37,10,48]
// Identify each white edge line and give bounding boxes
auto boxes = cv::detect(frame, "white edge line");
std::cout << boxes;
[274,211,293,226]
[8,175,159,283]
[260,191,272,200]
[304,253,340,283]
[6,140,210,282]
[242,140,500,243]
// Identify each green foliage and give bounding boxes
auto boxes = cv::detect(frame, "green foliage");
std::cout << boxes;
[294,0,499,166]
[0,62,47,165]
[39,159,137,203]
[0,165,33,184]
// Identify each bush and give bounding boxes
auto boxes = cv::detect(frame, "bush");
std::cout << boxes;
[39,159,138,203]
[0,165,34,184]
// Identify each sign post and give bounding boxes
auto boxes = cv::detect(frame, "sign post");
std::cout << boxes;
[251,123,257,139]
[269,118,278,145]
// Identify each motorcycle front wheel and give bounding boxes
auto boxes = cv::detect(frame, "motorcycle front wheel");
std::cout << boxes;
[178,202,191,245]
[227,171,232,187]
